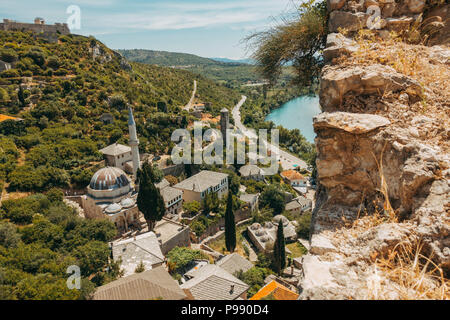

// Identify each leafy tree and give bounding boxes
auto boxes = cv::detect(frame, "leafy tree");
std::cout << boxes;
[166,247,207,273]
[259,185,285,215]
[0,222,21,248]
[225,191,236,253]
[165,174,178,186]
[273,222,286,275]
[235,266,272,297]
[137,162,165,231]
[190,221,206,237]
[296,211,312,239]
[246,0,327,87]
[74,240,110,277]
[183,200,201,216]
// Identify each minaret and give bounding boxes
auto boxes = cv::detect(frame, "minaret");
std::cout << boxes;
[128,107,140,179]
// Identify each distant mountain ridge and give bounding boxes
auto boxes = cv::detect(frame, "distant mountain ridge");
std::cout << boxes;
[118,49,264,87]
[210,57,255,65]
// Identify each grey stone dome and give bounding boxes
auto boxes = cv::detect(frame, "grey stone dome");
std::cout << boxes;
[272,215,289,227]
[105,203,122,214]
[89,167,130,191]
[120,197,135,208]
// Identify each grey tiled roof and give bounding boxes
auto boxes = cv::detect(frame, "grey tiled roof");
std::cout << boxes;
[112,232,164,276]
[160,186,183,203]
[155,178,170,190]
[99,143,131,156]
[180,264,249,300]
[239,164,263,177]
[174,170,228,193]
[216,253,253,275]
[240,193,258,204]
[93,266,186,300]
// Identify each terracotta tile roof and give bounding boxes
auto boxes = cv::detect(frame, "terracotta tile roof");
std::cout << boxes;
[280,170,304,181]
[0,114,19,122]
[249,280,299,300]
[93,266,187,300]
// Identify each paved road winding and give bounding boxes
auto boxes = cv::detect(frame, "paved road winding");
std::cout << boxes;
[232,95,308,171]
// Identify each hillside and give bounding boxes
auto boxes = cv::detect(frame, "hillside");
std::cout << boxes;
[0,31,240,193]
[118,49,270,87]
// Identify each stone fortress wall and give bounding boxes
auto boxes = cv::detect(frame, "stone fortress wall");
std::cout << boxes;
[0,18,70,38]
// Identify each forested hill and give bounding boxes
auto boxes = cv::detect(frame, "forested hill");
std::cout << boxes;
[0,31,240,193]
[118,49,265,87]
[118,49,228,67]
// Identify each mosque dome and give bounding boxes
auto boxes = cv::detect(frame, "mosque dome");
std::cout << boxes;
[89,167,130,191]
[105,203,122,214]
[272,215,290,227]
[120,197,135,208]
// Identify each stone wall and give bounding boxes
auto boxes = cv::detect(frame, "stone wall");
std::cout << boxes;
[297,0,449,299]
[0,20,70,35]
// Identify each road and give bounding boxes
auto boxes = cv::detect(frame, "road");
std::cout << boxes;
[183,80,197,111]
[232,95,308,171]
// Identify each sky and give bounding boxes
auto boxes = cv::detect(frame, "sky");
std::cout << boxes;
[0,0,302,59]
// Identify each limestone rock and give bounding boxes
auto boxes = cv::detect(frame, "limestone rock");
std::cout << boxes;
[327,0,347,11]
[405,0,426,14]
[382,3,396,18]
[329,11,368,33]
[310,234,337,255]
[385,16,414,32]
[314,112,391,134]
[319,64,423,110]
[323,33,359,62]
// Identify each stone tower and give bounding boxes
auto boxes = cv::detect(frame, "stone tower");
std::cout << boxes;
[128,107,140,179]
[220,108,229,147]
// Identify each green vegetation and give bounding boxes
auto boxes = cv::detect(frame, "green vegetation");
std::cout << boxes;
[286,242,307,259]
[246,0,327,87]
[235,266,273,298]
[166,246,208,274]
[119,49,295,89]
[225,191,236,253]
[0,191,120,300]
[273,222,286,275]
[295,211,312,239]
[137,162,165,231]
[0,31,240,192]
[259,185,285,215]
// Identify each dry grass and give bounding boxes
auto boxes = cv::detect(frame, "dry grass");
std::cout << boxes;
[372,240,449,300]
[337,29,450,106]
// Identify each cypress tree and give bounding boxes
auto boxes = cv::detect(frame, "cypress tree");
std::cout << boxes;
[136,162,165,231]
[273,220,286,275]
[225,191,236,253]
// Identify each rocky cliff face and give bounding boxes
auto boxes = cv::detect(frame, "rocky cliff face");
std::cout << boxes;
[298,0,449,299]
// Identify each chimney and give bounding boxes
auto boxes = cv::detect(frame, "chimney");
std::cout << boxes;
[230,284,235,294]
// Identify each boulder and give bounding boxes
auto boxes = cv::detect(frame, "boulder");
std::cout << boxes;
[323,33,359,62]
[385,16,414,32]
[310,234,337,255]
[329,11,368,33]
[406,0,426,14]
[319,64,423,110]
[327,0,346,11]
[314,112,391,134]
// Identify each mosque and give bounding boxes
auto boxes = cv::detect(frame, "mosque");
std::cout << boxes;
[80,107,142,232]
